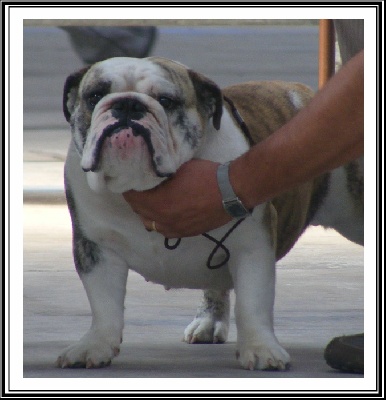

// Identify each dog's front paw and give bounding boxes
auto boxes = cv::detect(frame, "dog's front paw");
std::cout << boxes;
[183,316,229,344]
[236,340,290,371]
[55,330,121,368]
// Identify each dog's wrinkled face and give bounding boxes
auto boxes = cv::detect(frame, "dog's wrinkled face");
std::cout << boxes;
[63,57,222,193]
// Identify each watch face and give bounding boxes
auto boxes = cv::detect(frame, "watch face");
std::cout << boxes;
[225,199,249,218]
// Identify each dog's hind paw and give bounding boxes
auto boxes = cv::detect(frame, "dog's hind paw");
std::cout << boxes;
[183,289,230,344]
[183,318,228,344]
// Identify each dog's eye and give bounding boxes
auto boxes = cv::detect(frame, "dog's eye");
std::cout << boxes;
[87,93,104,110]
[158,96,177,110]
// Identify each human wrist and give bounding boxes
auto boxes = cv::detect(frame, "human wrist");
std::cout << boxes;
[217,161,251,218]
[227,155,257,211]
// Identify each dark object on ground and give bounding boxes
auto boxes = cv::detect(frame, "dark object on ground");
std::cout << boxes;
[324,333,364,373]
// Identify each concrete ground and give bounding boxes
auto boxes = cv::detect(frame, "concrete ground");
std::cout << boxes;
[23,203,364,381]
[16,23,372,392]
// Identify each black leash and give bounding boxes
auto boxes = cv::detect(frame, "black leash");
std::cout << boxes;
[164,217,245,269]
[164,96,252,270]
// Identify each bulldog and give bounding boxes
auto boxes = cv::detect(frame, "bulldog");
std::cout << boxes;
[56,56,363,370]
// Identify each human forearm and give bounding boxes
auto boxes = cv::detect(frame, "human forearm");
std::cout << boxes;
[231,50,364,209]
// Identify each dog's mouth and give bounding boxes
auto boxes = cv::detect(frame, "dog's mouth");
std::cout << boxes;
[81,119,171,179]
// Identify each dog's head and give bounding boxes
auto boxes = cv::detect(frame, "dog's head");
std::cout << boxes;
[63,56,223,192]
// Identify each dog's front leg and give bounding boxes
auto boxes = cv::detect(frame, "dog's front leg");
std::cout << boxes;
[56,248,128,368]
[229,219,290,371]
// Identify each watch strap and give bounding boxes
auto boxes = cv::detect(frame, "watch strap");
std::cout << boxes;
[217,162,250,218]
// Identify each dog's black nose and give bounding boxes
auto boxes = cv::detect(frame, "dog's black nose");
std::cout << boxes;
[111,98,148,121]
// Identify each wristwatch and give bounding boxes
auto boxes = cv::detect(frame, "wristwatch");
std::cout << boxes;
[217,162,251,219]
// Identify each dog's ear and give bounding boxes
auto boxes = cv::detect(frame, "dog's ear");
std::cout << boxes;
[188,70,223,130]
[63,66,90,122]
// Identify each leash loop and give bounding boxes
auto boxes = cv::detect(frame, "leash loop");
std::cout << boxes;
[164,238,181,250]
[164,218,245,269]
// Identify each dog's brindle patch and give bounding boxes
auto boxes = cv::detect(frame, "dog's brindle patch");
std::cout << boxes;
[64,176,101,274]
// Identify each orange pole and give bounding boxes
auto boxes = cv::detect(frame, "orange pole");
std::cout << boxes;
[318,19,335,88]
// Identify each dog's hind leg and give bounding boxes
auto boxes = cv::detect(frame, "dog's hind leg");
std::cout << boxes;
[183,289,230,344]
[311,159,364,246]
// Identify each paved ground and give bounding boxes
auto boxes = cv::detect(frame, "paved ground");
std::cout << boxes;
[17,23,369,392]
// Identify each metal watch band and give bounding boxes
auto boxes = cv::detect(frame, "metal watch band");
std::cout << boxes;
[217,162,250,219]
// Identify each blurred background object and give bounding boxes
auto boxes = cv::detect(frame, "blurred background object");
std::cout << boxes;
[59,26,158,64]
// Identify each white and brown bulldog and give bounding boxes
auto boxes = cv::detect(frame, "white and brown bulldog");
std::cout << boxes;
[57,56,363,370]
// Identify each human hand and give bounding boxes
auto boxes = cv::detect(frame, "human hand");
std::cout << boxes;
[123,159,233,238]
